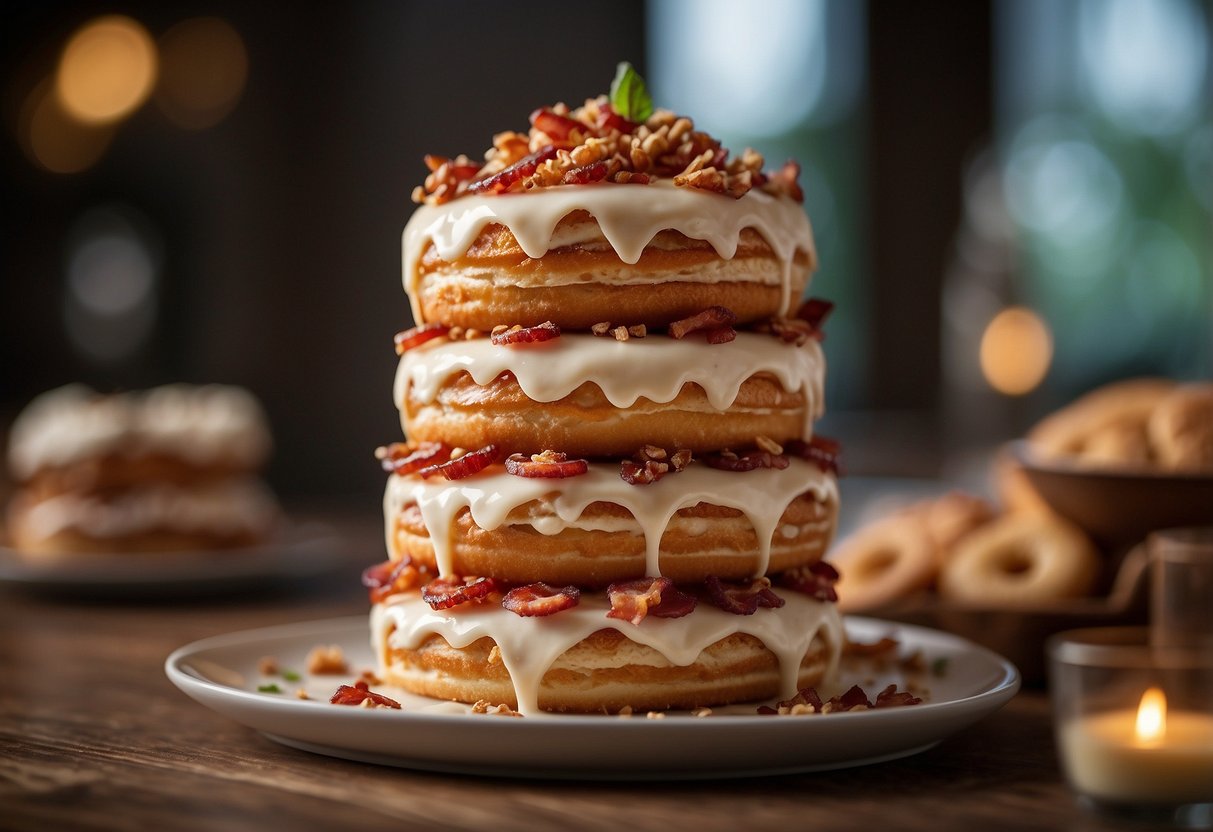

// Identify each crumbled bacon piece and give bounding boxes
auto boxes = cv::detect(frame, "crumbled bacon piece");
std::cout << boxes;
[875,685,923,708]
[768,159,805,202]
[796,298,835,332]
[362,557,427,603]
[375,441,452,475]
[705,326,737,344]
[417,444,499,480]
[620,458,667,485]
[502,582,581,617]
[833,685,873,711]
[424,154,479,181]
[504,451,588,479]
[394,323,450,354]
[330,680,402,709]
[421,576,502,610]
[529,107,583,143]
[776,560,839,603]
[606,577,697,625]
[490,321,561,345]
[668,306,737,340]
[758,686,825,715]
[784,435,842,476]
[595,104,638,134]
[702,449,790,472]
[705,576,784,615]
[467,145,559,195]
[561,161,609,185]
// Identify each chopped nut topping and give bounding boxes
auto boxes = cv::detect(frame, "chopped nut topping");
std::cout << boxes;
[464,328,482,340]
[491,324,510,336]
[487,645,502,666]
[611,325,630,342]
[646,711,666,720]
[471,699,523,717]
[591,321,612,336]
[447,326,464,341]
[306,645,349,676]
[295,688,310,700]
[641,445,667,461]
[628,325,647,338]
[692,707,713,718]
[755,435,784,455]
[448,447,467,460]
[670,449,693,471]
[258,656,279,676]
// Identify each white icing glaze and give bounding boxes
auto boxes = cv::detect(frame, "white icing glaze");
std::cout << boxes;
[401,182,817,324]
[372,590,843,716]
[395,332,826,428]
[18,479,278,540]
[8,384,272,480]
[383,458,837,579]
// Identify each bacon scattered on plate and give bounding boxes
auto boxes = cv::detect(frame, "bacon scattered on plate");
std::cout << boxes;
[330,680,402,709]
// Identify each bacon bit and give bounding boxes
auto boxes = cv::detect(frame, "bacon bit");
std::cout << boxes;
[843,636,901,659]
[375,441,452,475]
[421,576,502,610]
[669,449,693,471]
[596,104,638,134]
[668,306,738,340]
[361,557,427,603]
[606,577,697,624]
[529,108,583,143]
[417,444,499,480]
[832,685,873,712]
[561,161,609,185]
[258,656,278,676]
[768,159,804,203]
[468,145,559,195]
[393,323,450,354]
[620,458,668,485]
[502,582,581,617]
[702,449,790,472]
[424,154,479,180]
[490,321,561,345]
[504,451,588,479]
[875,684,924,708]
[705,576,784,615]
[330,680,402,709]
[784,435,842,476]
[776,560,840,603]
[796,298,835,333]
[758,686,824,715]
[705,326,736,344]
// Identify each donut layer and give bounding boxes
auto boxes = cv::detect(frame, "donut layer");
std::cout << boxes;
[403,183,817,329]
[397,332,825,457]
[384,457,838,582]
[372,590,842,714]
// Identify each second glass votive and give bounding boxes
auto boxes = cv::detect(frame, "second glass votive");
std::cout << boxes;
[1151,526,1213,655]
[1048,627,1213,822]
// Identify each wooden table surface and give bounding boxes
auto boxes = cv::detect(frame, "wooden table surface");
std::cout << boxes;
[0,515,1182,832]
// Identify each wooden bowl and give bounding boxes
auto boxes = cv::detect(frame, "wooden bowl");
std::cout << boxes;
[1007,440,1213,548]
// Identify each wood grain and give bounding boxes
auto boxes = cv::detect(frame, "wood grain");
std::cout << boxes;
[0,517,1144,832]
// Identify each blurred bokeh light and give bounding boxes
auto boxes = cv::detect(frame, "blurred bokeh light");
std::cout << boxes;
[154,17,248,130]
[19,78,116,173]
[980,307,1053,396]
[55,15,158,125]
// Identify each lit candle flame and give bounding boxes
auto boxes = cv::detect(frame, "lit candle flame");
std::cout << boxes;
[1135,686,1167,742]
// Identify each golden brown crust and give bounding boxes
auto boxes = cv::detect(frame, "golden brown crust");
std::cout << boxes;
[1027,378,1174,467]
[1149,383,1213,471]
[381,628,833,713]
[392,491,836,587]
[403,372,808,457]
[414,217,813,331]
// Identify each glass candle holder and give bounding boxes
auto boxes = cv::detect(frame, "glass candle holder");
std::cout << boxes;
[1151,527,1213,655]
[1048,627,1213,826]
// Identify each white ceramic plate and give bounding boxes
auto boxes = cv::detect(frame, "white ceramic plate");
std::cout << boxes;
[166,615,1020,779]
[0,524,343,598]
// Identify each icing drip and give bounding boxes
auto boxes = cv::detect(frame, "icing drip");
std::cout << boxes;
[383,458,837,579]
[372,590,844,716]
[396,333,826,435]
[401,182,816,325]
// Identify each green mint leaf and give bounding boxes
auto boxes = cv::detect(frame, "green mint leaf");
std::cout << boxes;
[257,683,282,694]
[931,657,949,677]
[281,670,301,682]
[609,62,653,123]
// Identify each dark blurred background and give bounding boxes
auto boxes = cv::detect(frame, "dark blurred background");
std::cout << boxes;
[2,0,1210,504]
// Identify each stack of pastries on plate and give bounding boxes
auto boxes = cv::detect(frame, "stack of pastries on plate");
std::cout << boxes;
[6,384,278,558]
[366,67,846,714]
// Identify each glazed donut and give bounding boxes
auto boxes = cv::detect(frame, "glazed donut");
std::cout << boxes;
[397,333,823,458]
[373,589,842,713]
[1148,383,1213,472]
[918,491,995,559]
[829,513,937,612]
[6,384,278,557]
[1027,378,1174,465]
[405,189,817,331]
[384,458,838,586]
[938,514,1099,606]
[992,446,1055,516]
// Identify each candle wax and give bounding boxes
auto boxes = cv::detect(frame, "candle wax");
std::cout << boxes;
[1060,710,1213,803]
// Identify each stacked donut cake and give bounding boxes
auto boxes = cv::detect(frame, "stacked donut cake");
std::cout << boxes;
[6,384,278,558]
[368,81,844,714]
